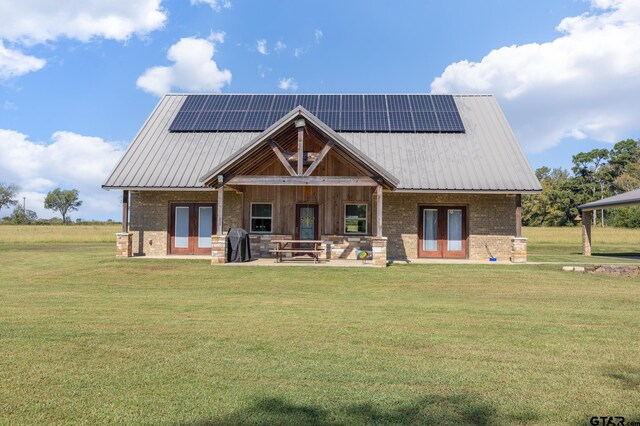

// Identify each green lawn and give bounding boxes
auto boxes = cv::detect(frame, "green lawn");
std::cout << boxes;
[1,241,639,425]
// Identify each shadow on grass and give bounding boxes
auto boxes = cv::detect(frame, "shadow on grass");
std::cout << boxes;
[604,364,640,389]
[182,394,539,426]
[592,252,640,259]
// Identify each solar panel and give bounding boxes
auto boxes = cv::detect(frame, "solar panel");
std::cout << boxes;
[317,95,341,111]
[169,94,464,133]
[194,111,223,130]
[272,95,298,112]
[341,111,365,131]
[388,111,414,132]
[341,95,363,112]
[249,94,274,110]
[365,111,389,131]
[386,95,410,111]
[437,111,465,132]
[364,95,387,111]
[216,111,247,131]
[315,111,341,129]
[296,94,319,112]
[431,95,457,112]
[413,112,440,131]
[408,95,435,112]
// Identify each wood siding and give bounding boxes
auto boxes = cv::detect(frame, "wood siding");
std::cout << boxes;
[241,140,374,235]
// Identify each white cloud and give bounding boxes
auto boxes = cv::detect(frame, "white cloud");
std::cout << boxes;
[274,40,286,52]
[314,29,323,43]
[430,0,640,152]
[257,39,268,55]
[137,36,232,96]
[0,0,166,45]
[190,0,232,11]
[0,129,126,220]
[293,47,304,57]
[0,0,166,79]
[207,31,225,44]
[278,77,298,91]
[0,41,45,79]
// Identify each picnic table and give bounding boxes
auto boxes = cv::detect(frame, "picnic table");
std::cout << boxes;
[270,240,324,263]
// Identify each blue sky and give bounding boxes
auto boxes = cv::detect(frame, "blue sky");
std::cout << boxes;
[1,0,639,220]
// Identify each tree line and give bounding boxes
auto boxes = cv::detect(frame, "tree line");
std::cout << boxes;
[0,185,82,224]
[523,138,640,227]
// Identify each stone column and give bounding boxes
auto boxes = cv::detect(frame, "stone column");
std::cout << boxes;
[116,232,133,258]
[370,236,388,267]
[582,210,592,256]
[510,237,527,263]
[211,234,227,264]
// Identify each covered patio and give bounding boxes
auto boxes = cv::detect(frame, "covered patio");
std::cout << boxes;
[199,106,398,266]
[578,188,640,255]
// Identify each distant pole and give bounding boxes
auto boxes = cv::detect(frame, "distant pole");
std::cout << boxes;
[23,197,25,211]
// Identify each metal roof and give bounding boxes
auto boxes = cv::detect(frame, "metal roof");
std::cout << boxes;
[578,188,640,211]
[103,94,541,192]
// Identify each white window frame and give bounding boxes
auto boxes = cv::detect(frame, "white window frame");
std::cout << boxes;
[250,202,273,233]
[344,203,368,234]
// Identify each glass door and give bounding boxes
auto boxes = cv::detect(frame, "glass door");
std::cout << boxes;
[296,204,318,248]
[418,206,467,258]
[170,203,215,254]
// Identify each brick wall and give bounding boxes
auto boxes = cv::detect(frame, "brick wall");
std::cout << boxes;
[383,192,516,261]
[129,190,517,261]
[129,190,242,256]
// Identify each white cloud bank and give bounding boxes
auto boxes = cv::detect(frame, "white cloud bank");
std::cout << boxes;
[0,130,126,220]
[430,0,640,152]
[137,36,232,96]
[0,0,167,80]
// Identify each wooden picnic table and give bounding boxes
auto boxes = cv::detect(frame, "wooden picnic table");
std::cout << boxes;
[270,239,325,263]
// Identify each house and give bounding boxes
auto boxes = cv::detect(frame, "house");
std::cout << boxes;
[103,94,541,265]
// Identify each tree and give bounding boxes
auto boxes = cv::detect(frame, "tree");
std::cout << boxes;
[44,188,82,223]
[0,182,20,213]
[9,205,38,224]
[572,149,612,226]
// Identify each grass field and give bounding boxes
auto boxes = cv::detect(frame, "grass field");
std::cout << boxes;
[0,224,120,243]
[0,227,639,425]
[524,226,640,264]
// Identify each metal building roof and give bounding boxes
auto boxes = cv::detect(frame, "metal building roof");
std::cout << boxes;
[578,188,640,211]
[102,94,541,192]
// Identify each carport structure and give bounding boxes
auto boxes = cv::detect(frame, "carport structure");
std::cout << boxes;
[578,188,640,255]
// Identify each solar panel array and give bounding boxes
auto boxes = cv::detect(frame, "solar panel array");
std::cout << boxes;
[169,94,465,133]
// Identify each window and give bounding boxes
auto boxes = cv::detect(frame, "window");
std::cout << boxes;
[251,203,272,233]
[345,204,367,234]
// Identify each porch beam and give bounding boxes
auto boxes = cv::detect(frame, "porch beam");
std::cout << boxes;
[303,140,334,177]
[515,194,522,238]
[121,190,129,233]
[268,140,297,176]
[217,175,224,235]
[226,175,378,187]
[376,184,383,237]
[297,126,304,175]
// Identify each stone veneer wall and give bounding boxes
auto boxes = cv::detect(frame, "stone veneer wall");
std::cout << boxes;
[129,190,243,256]
[383,192,517,261]
[321,235,372,260]
[249,234,292,258]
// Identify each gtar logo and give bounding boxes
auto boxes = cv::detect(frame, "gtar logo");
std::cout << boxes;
[590,417,625,426]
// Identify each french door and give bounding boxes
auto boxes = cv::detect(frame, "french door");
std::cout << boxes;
[418,206,467,258]
[170,203,216,254]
